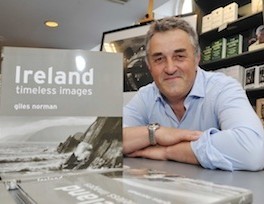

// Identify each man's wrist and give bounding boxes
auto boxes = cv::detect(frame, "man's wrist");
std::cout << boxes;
[148,123,160,145]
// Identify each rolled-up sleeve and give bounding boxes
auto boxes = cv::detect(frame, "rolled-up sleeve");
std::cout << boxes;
[191,80,264,171]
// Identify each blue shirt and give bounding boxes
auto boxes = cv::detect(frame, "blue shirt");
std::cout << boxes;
[123,67,264,171]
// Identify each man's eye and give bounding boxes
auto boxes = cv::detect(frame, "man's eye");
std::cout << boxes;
[174,55,185,61]
[153,57,164,64]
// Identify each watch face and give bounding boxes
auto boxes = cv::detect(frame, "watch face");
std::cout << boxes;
[149,123,160,130]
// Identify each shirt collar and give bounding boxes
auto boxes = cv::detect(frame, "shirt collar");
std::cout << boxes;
[188,67,205,98]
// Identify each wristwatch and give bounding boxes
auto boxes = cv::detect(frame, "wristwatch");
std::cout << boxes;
[148,123,160,145]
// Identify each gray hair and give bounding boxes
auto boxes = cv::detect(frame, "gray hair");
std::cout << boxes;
[145,16,200,61]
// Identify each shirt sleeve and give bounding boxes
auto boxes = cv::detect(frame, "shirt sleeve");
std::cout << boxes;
[123,90,149,127]
[191,79,264,171]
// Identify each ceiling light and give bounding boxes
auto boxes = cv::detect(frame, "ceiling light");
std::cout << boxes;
[45,20,59,28]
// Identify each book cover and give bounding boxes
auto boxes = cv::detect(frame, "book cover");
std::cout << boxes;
[211,7,224,29]
[0,47,123,175]
[223,2,238,24]
[201,13,212,33]
[244,66,258,90]
[201,45,212,63]
[211,38,227,61]
[251,0,263,13]
[1,168,253,204]
[226,34,243,58]
[257,64,264,88]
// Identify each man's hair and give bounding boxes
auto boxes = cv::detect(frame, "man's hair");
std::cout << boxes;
[145,16,200,60]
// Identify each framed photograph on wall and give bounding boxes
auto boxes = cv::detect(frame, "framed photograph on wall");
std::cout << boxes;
[100,22,152,92]
[100,13,198,94]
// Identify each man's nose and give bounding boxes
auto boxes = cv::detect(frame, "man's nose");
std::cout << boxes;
[164,58,177,74]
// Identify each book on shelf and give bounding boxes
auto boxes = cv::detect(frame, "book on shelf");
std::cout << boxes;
[0,47,123,175]
[201,13,212,33]
[0,167,253,204]
[251,0,263,13]
[244,66,258,90]
[211,7,224,29]
[223,2,238,24]
[211,38,227,61]
[257,64,264,88]
[201,45,212,63]
[226,34,243,58]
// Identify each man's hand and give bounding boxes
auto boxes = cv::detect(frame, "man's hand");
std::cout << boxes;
[155,127,202,146]
[126,142,199,165]
[126,145,167,160]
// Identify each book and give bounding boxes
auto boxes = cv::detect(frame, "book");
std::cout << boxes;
[201,45,212,63]
[223,2,238,24]
[0,182,17,204]
[211,38,227,61]
[211,7,224,29]
[0,167,253,204]
[224,65,245,85]
[201,13,212,33]
[0,47,123,174]
[244,66,258,90]
[257,64,264,88]
[251,0,263,13]
[226,34,243,58]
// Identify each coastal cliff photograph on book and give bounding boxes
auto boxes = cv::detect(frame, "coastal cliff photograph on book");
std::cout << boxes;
[0,47,123,174]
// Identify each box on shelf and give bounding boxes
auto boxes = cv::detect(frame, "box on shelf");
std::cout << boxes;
[223,2,238,24]
[211,7,224,29]
[201,13,212,33]
[226,34,243,58]
[244,66,258,90]
[211,38,227,61]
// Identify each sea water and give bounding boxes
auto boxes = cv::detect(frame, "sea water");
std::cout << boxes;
[0,142,70,173]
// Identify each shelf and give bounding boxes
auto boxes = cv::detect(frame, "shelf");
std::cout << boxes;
[246,88,264,100]
[200,48,264,70]
[199,12,263,42]
[195,0,250,14]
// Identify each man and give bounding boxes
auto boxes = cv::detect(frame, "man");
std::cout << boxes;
[123,16,264,171]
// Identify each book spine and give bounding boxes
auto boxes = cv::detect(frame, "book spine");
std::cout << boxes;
[211,38,226,61]
[201,45,212,63]
[226,34,243,58]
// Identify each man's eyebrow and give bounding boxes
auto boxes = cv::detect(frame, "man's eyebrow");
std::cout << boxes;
[149,48,187,58]
[174,48,186,53]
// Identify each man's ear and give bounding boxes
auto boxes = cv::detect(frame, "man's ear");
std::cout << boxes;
[145,58,151,71]
[195,54,201,67]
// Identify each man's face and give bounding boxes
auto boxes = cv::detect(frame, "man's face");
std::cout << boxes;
[147,29,200,101]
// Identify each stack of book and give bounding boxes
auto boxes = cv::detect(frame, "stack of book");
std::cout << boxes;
[201,34,243,63]
[201,2,238,33]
